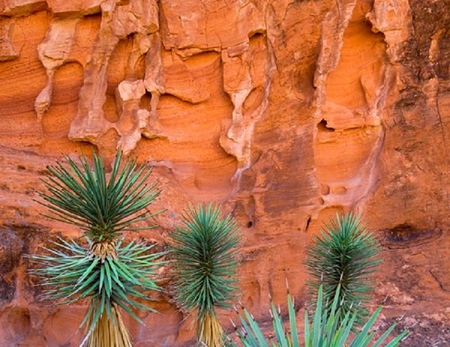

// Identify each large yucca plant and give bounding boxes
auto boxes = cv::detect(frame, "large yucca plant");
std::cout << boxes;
[231,284,408,347]
[169,204,241,347]
[305,213,381,324]
[30,151,166,347]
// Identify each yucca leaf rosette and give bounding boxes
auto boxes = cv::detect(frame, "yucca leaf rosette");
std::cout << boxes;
[232,285,408,347]
[305,213,381,324]
[169,204,240,347]
[32,237,166,346]
[38,151,160,241]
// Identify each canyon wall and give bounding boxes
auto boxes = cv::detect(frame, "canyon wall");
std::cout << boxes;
[0,0,449,345]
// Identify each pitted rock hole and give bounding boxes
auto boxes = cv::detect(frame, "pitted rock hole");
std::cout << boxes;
[317,119,335,132]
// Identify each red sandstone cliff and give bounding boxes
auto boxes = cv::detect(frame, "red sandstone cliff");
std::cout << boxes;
[0,0,449,346]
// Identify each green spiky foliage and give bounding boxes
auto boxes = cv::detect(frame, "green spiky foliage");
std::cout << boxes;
[38,151,160,242]
[31,237,166,346]
[305,213,381,324]
[30,151,166,347]
[232,285,408,347]
[169,204,241,347]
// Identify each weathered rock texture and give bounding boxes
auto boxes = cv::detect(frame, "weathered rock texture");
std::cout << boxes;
[0,0,449,345]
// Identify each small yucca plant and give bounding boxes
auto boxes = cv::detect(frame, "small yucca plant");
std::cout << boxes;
[30,151,166,347]
[169,204,241,347]
[305,213,381,324]
[232,284,408,347]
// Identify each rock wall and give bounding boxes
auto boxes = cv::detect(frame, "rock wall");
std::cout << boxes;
[0,0,449,345]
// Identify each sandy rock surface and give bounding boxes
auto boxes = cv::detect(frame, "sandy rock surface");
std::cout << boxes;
[0,0,449,345]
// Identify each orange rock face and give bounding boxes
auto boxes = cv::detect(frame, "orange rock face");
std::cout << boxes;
[0,0,449,345]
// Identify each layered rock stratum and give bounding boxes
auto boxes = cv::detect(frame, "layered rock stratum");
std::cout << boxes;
[0,0,449,345]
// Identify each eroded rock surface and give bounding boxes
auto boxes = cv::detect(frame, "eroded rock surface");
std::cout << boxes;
[0,0,449,345]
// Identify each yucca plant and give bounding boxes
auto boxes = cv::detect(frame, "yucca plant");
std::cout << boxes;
[305,213,381,324]
[169,204,241,347]
[29,151,166,347]
[232,284,408,347]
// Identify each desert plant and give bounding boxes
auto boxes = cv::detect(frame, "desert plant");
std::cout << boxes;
[29,151,166,347]
[38,151,160,241]
[305,213,381,323]
[169,204,241,347]
[232,285,408,347]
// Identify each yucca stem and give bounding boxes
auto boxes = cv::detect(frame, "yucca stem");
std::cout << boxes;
[86,303,132,347]
[90,240,118,262]
[198,312,225,347]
